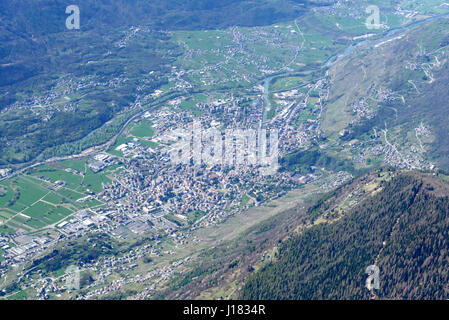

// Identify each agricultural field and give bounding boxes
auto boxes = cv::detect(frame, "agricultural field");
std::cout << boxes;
[129,120,156,139]
[169,16,351,93]
[0,159,110,234]
[107,118,159,158]
[271,74,312,92]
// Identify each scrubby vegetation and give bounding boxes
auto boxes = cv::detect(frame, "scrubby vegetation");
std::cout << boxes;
[29,233,120,275]
[280,146,356,174]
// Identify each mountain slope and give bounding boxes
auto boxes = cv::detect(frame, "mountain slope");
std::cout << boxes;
[323,17,449,170]
[241,171,449,299]
[0,0,321,36]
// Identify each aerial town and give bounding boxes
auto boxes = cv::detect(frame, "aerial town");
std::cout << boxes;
[0,0,442,300]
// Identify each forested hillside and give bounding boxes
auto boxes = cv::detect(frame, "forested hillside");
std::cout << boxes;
[0,0,325,35]
[0,0,322,71]
[241,171,449,299]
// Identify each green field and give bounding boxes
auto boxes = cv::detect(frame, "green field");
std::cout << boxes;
[84,169,111,194]
[178,99,204,116]
[42,193,64,205]
[58,159,86,173]
[130,120,155,138]
[107,136,135,157]
[30,165,84,191]
[271,75,310,92]
[0,161,108,233]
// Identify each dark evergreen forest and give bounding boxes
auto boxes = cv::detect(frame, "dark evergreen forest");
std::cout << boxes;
[241,172,449,299]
